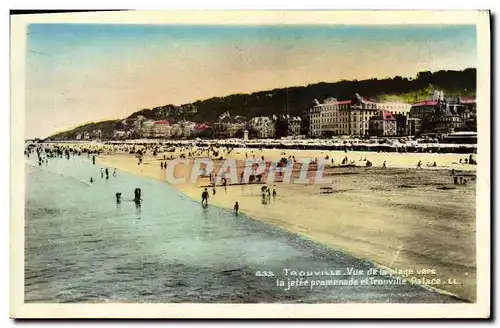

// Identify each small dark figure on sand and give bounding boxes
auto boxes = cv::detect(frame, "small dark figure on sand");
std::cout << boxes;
[116,192,122,204]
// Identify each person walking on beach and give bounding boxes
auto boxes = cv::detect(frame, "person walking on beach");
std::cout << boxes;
[201,188,209,206]
[105,168,109,179]
[417,160,422,169]
[272,188,277,199]
[382,161,386,169]
[92,155,95,165]
[212,184,216,196]
[234,201,239,215]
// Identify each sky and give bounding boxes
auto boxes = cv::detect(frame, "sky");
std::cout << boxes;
[25,24,477,138]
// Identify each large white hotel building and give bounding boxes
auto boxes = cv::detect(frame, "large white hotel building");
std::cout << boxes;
[309,93,412,137]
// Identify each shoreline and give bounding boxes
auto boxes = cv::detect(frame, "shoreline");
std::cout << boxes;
[96,148,476,302]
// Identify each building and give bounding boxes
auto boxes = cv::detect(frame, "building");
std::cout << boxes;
[407,118,422,136]
[134,115,146,132]
[409,100,441,133]
[287,116,302,137]
[227,122,247,138]
[410,95,475,134]
[459,96,476,113]
[395,114,409,136]
[213,112,247,138]
[249,116,276,138]
[192,123,211,136]
[377,102,412,115]
[458,97,477,131]
[181,121,196,138]
[309,97,336,137]
[431,103,462,134]
[368,111,397,137]
[91,129,102,140]
[310,93,408,137]
[275,114,301,138]
[113,130,131,139]
[170,123,183,138]
[141,120,156,138]
[152,121,171,138]
[409,90,476,134]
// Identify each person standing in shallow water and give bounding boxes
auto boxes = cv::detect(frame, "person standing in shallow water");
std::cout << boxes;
[201,188,209,206]
[105,168,109,179]
[234,201,239,215]
[92,155,95,165]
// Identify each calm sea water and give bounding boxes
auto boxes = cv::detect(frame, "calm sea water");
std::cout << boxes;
[24,155,460,303]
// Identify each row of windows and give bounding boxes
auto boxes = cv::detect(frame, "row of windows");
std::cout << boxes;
[312,124,369,129]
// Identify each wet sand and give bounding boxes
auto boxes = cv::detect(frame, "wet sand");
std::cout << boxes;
[97,148,477,302]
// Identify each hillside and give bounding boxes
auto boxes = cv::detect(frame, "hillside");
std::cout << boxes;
[48,120,119,140]
[48,68,476,140]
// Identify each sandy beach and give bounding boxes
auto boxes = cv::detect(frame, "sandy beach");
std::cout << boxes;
[97,147,477,302]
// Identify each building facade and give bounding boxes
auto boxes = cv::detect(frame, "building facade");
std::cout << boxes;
[249,116,276,138]
[406,118,422,136]
[410,99,475,134]
[409,90,476,135]
[368,111,397,137]
[310,93,408,137]
[287,116,302,137]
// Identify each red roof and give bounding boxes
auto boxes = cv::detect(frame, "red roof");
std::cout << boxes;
[381,110,395,121]
[461,97,476,104]
[412,100,439,107]
[194,123,209,130]
[337,100,352,105]
[360,97,376,103]
[154,120,170,125]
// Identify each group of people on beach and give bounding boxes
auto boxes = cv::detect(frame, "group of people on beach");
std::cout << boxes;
[459,155,477,165]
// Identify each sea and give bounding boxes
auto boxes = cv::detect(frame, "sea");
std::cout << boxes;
[24,155,461,303]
